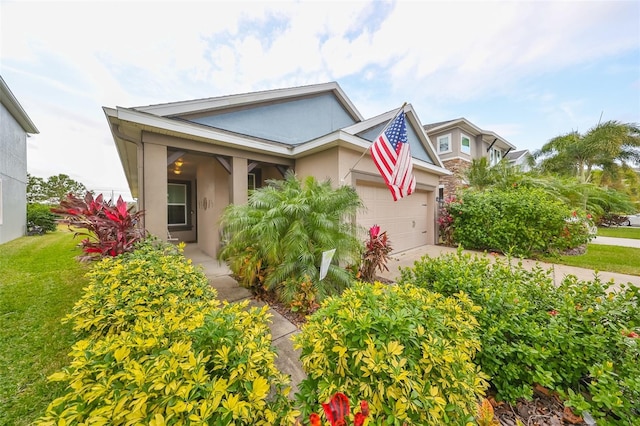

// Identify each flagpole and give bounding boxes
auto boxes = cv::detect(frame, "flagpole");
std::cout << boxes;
[341,102,407,182]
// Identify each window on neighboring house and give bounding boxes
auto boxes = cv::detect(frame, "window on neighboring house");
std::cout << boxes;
[437,134,451,153]
[168,183,188,226]
[489,147,502,166]
[461,134,471,154]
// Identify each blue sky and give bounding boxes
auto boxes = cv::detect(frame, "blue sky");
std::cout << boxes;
[2,0,639,200]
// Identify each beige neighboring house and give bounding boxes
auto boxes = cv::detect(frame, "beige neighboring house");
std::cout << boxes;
[423,118,516,200]
[0,76,39,244]
[104,82,450,258]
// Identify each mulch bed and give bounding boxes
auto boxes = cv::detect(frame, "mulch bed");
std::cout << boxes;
[252,279,591,426]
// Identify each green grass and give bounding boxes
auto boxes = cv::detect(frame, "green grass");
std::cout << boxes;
[597,226,640,239]
[543,244,640,276]
[0,230,88,426]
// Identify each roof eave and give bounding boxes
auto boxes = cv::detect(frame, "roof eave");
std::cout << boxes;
[0,76,39,134]
[132,81,364,122]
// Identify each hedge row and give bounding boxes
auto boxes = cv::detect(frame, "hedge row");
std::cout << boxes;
[36,240,298,425]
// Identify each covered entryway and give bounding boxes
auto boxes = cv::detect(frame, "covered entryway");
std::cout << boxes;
[356,180,430,252]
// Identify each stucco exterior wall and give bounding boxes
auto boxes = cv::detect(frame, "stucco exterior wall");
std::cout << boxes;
[295,147,340,185]
[0,105,28,244]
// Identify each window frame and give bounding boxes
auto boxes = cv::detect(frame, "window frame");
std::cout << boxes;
[167,181,191,229]
[460,133,471,155]
[437,134,452,154]
[489,147,503,166]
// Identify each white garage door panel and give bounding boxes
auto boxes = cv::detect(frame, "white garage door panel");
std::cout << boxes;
[356,181,428,253]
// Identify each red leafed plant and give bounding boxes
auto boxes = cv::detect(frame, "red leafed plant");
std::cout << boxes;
[359,225,393,283]
[310,393,369,426]
[52,192,145,261]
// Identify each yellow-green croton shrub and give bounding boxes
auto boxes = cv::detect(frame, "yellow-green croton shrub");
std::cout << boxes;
[36,241,298,425]
[294,282,489,425]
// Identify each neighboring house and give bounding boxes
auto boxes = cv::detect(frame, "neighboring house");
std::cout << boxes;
[0,76,39,245]
[104,82,450,257]
[423,118,516,200]
[505,149,532,172]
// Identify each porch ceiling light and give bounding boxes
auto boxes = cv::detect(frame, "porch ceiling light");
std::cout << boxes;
[175,159,184,167]
[174,169,182,175]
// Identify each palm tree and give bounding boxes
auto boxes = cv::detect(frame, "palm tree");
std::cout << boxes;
[534,120,640,183]
[219,171,363,304]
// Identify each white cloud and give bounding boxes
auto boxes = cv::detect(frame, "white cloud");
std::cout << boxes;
[2,0,638,194]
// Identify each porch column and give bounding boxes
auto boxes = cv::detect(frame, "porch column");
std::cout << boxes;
[231,156,248,205]
[143,142,168,240]
[196,158,217,257]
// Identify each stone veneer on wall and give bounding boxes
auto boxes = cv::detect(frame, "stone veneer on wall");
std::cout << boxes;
[440,158,471,200]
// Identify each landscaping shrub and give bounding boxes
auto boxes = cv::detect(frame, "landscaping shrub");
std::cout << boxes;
[64,239,219,339]
[358,225,393,283]
[52,192,145,261]
[444,187,594,257]
[398,250,640,424]
[294,282,489,425]
[36,241,298,425]
[219,171,362,306]
[27,202,58,233]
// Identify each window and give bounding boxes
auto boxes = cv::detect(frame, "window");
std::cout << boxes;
[437,134,451,153]
[489,147,502,166]
[248,173,256,191]
[168,183,187,226]
[461,134,471,155]
[438,185,444,202]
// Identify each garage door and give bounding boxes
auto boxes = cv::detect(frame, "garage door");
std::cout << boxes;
[356,181,429,253]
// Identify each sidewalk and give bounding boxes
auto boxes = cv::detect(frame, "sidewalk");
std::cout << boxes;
[378,244,640,291]
[591,235,640,249]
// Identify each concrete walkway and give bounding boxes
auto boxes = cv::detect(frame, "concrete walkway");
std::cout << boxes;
[182,244,306,395]
[183,240,639,397]
[592,235,640,249]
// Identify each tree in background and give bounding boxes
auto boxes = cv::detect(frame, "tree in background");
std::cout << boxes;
[27,173,87,204]
[461,157,636,223]
[534,120,640,184]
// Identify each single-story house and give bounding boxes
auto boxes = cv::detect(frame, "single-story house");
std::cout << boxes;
[104,82,450,258]
[424,118,516,200]
[0,76,39,245]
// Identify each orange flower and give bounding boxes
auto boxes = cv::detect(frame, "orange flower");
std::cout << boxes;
[309,413,321,426]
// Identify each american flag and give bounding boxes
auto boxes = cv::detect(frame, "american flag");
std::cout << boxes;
[370,111,416,201]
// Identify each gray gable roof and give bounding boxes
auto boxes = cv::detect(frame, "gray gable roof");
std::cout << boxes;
[130,82,362,146]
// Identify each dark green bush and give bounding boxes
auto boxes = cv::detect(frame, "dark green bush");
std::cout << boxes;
[446,187,593,257]
[27,203,58,233]
[219,171,362,306]
[398,250,640,423]
[294,282,489,425]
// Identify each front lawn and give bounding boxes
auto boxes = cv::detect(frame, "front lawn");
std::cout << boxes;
[597,226,640,239]
[0,230,88,425]
[543,244,640,276]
